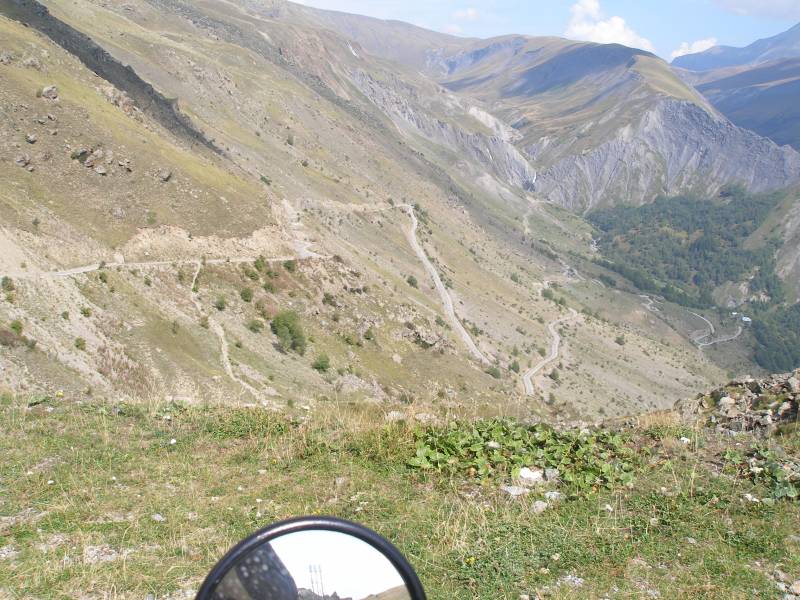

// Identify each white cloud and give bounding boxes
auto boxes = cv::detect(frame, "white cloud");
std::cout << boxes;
[453,7,479,21]
[670,37,718,60]
[713,0,800,19]
[442,23,463,34]
[565,0,655,52]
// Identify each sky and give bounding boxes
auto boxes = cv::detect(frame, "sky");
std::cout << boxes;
[292,0,800,61]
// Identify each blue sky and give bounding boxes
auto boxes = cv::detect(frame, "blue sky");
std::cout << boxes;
[293,0,800,61]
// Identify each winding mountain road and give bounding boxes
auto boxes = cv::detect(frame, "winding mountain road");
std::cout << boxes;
[399,204,492,365]
[522,307,579,395]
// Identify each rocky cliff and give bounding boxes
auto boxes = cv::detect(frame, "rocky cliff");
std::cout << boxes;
[530,99,800,210]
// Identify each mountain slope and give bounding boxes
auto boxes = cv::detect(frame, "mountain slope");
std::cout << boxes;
[298,9,800,209]
[0,0,730,420]
[673,22,800,71]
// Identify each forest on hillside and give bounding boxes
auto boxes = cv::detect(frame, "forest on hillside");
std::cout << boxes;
[589,188,799,372]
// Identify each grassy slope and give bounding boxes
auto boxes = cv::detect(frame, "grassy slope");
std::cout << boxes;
[1,393,798,599]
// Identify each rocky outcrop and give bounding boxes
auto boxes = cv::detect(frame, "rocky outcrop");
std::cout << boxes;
[352,70,537,190]
[530,99,800,211]
[0,0,217,152]
[676,369,799,436]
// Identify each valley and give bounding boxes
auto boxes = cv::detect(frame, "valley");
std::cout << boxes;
[0,2,799,598]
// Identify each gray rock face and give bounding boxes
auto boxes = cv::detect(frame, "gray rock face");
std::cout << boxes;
[353,70,537,190]
[530,99,800,210]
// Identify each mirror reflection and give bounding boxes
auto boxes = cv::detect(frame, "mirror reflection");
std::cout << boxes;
[212,529,411,600]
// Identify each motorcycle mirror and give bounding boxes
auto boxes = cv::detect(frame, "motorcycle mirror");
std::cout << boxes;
[196,516,426,600]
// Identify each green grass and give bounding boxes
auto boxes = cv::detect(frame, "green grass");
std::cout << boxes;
[1,396,798,599]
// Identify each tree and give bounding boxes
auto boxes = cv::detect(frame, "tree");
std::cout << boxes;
[407,275,418,289]
[271,310,306,355]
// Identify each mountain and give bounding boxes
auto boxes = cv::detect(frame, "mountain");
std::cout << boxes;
[302,9,800,210]
[1,0,799,428]
[672,22,800,71]
[689,58,800,150]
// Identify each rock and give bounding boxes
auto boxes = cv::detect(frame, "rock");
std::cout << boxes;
[84,149,104,168]
[384,410,405,423]
[392,353,403,364]
[791,582,800,595]
[40,85,58,100]
[22,56,42,70]
[788,377,799,393]
[0,545,19,560]
[111,206,126,219]
[334,476,348,487]
[151,513,166,522]
[14,154,31,167]
[501,485,530,497]
[531,500,549,514]
[0,51,15,65]
[26,133,37,144]
[158,169,172,182]
[70,148,90,162]
[94,165,108,176]
[518,467,544,486]
[545,468,560,482]
[83,545,119,564]
[544,491,563,502]
[486,441,501,449]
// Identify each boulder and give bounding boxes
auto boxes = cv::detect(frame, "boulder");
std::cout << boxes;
[40,85,58,100]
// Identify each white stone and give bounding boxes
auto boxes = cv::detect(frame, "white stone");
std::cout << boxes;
[531,500,549,514]
[501,485,530,497]
[519,467,544,486]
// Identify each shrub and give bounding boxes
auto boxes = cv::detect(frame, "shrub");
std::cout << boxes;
[240,288,253,303]
[214,296,226,311]
[271,310,306,355]
[286,133,294,146]
[322,292,336,307]
[61,311,69,320]
[283,260,297,273]
[510,273,521,284]
[407,275,418,289]
[247,319,264,333]
[9,320,22,336]
[80,307,92,318]
[364,327,375,341]
[199,315,209,329]
[1,277,15,292]
[509,360,520,374]
[485,366,502,379]
[75,338,86,351]
[243,268,259,282]
[615,335,626,346]
[550,369,560,382]
[98,272,108,284]
[254,256,266,272]
[171,320,179,335]
[263,281,276,293]
[312,354,330,372]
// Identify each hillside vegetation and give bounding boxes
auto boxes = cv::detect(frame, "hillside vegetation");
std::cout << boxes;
[590,187,800,371]
[1,376,798,599]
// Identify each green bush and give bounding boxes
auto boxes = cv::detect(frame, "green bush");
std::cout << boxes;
[214,296,226,311]
[9,320,22,336]
[509,360,520,374]
[1,277,14,292]
[271,310,306,355]
[240,288,253,303]
[615,335,626,346]
[75,338,86,351]
[247,319,264,333]
[485,366,502,379]
[407,275,418,289]
[312,354,330,372]
[283,260,297,273]
[80,307,92,318]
